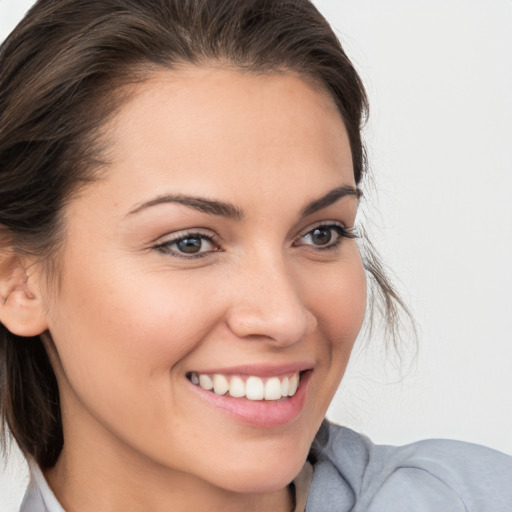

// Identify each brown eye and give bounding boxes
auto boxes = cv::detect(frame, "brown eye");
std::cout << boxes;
[176,237,203,253]
[296,224,355,250]
[309,227,332,246]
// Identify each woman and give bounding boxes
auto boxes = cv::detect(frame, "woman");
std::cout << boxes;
[0,1,510,511]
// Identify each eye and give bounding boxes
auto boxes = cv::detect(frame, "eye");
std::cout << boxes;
[154,232,219,258]
[295,223,356,249]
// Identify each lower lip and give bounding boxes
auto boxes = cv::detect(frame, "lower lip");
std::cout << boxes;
[189,371,312,428]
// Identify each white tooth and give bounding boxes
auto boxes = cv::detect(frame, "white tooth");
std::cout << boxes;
[190,372,199,385]
[288,373,299,396]
[281,376,290,397]
[213,374,229,395]
[264,377,282,400]
[229,376,245,398]
[199,374,213,391]
[245,376,264,400]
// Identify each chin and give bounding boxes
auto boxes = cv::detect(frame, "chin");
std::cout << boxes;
[212,459,306,494]
[199,435,310,494]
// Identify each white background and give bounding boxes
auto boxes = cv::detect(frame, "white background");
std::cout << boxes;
[1,0,511,510]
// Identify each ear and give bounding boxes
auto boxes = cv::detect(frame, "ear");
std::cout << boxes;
[0,244,49,337]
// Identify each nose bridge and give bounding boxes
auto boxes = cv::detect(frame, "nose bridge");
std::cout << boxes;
[226,248,316,344]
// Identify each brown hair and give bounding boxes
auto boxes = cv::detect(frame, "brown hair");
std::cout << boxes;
[0,0,409,468]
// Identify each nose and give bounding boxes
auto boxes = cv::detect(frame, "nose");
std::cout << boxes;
[225,253,317,346]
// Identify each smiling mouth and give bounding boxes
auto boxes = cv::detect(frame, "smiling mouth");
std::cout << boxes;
[187,371,301,401]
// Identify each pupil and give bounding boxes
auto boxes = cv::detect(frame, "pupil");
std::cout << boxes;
[178,238,201,253]
[312,227,331,245]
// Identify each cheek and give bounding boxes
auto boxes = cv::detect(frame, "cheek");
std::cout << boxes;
[45,259,223,398]
[306,251,367,352]
[296,249,366,431]
[44,263,228,452]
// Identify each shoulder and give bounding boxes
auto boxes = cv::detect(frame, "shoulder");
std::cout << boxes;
[306,420,512,512]
[19,460,64,512]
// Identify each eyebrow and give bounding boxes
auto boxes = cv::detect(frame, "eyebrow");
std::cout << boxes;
[128,194,244,220]
[300,185,361,217]
[127,185,361,220]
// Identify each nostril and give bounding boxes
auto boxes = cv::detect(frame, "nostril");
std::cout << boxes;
[225,307,314,346]
[225,269,315,343]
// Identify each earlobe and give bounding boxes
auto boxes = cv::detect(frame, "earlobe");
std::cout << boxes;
[0,249,49,337]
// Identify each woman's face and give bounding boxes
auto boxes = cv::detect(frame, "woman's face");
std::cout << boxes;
[40,67,366,493]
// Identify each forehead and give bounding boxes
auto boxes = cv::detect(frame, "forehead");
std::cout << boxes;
[95,66,354,208]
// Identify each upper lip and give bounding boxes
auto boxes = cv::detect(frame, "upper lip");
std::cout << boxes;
[188,362,314,377]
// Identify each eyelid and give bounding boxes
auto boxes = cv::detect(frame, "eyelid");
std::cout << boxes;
[295,220,355,239]
[293,221,357,249]
[153,229,221,258]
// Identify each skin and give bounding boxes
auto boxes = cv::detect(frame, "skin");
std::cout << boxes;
[31,67,367,512]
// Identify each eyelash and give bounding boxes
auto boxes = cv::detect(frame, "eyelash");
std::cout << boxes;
[294,222,357,251]
[153,223,357,259]
[154,231,220,259]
